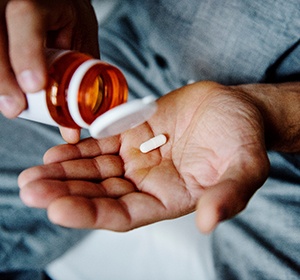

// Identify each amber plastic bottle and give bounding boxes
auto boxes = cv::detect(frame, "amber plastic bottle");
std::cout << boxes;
[19,49,128,129]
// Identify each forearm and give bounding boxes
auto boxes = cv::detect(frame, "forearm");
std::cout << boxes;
[230,82,300,153]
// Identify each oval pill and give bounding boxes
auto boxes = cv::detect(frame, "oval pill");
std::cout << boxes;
[140,134,167,153]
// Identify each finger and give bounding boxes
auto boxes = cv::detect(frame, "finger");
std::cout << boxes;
[0,7,26,117]
[6,0,47,93]
[43,136,121,164]
[196,179,253,233]
[196,158,269,233]
[47,192,168,231]
[18,155,125,188]
[0,70,26,117]
[59,127,81,144]
[62,0,100,58]
[20,177,136,208]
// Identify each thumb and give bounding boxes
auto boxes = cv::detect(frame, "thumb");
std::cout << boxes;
[195,179,251,233]
[196,159,269,233]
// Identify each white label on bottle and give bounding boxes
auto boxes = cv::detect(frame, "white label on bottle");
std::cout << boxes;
[18,90,58,126]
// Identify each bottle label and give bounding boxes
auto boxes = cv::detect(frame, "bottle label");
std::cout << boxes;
[18,90,58,126]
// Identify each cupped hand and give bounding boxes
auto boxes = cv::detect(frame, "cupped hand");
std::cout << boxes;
[18,81,270,233]
[0,0,99,142]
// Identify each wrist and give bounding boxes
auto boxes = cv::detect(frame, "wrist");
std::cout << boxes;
[230,82,300,153]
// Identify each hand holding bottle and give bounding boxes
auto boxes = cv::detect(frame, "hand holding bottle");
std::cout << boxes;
[0,0,99,142]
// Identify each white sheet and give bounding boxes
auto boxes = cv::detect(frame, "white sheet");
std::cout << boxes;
[47,213,215,280]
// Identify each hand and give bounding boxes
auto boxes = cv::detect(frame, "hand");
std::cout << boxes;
[18,81,270,233]
[0,0,99,143]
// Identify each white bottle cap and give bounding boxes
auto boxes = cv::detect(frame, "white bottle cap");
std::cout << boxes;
[89,96,157,139]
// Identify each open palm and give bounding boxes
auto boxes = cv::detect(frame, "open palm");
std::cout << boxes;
[19,82,270,233]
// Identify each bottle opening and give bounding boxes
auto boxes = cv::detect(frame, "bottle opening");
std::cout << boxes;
[78,63,128,125]
[83,75,104,115]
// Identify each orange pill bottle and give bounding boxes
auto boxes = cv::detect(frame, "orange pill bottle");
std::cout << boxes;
[19,49,128,129]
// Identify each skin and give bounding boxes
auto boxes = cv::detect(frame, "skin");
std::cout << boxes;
[1,1,299,234]
[18,81,300,233]
[0,0,98,143]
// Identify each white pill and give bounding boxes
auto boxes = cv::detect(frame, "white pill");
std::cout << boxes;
[140,134,167,153]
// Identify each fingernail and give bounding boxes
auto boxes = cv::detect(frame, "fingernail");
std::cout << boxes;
[18,70,43,93]
[0,95,21,118]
